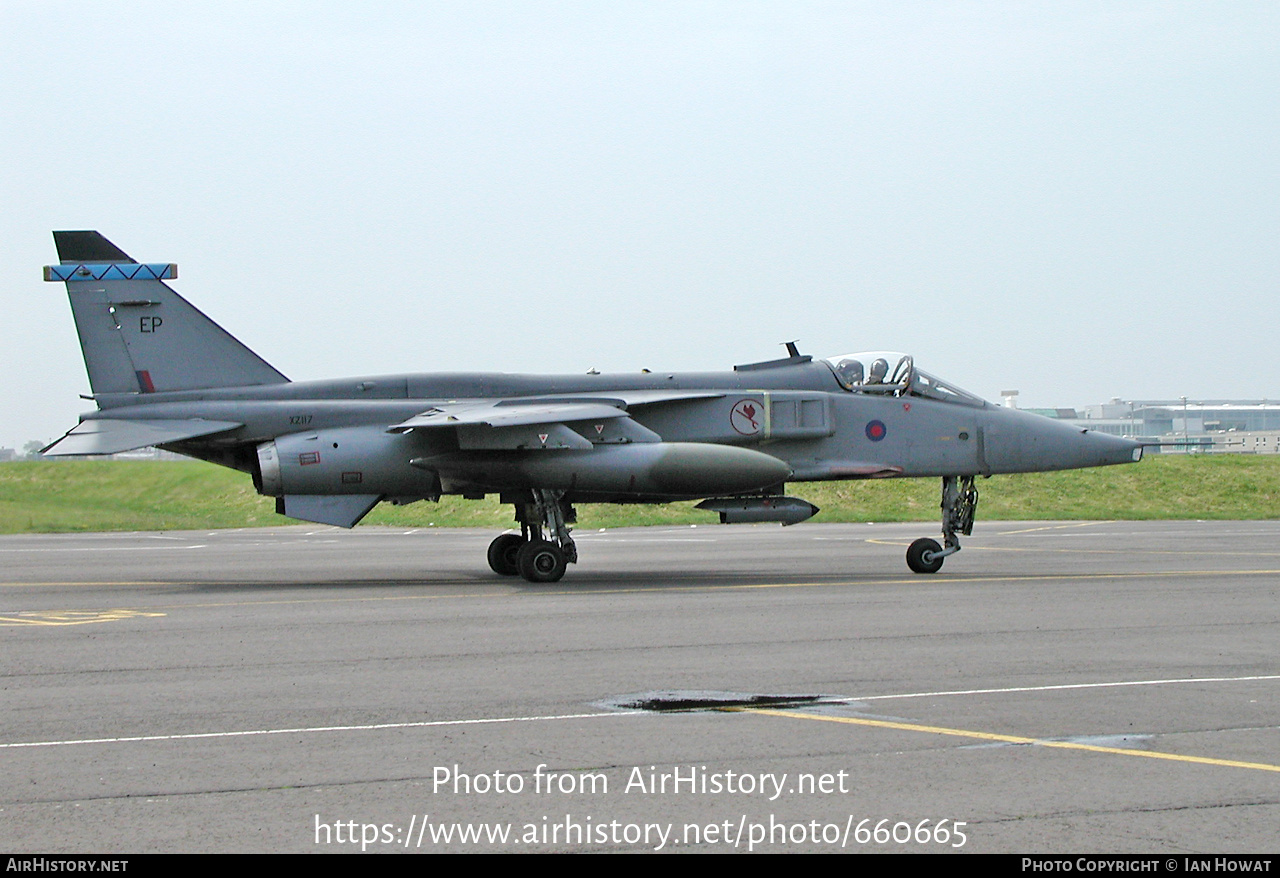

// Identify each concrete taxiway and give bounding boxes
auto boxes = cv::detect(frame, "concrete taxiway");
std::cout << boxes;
[1,521,1277,853]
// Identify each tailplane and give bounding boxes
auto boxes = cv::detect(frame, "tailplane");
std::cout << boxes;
[47,231,288,400]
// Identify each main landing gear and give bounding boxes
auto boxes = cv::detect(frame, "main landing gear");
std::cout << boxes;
[906,475,977,574]
[487,489,579,583]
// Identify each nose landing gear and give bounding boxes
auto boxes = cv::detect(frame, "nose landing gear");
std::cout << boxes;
[907,475,977,574]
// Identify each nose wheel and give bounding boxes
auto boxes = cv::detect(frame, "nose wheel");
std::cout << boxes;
[906,537,944,574]
[906,475,977,574]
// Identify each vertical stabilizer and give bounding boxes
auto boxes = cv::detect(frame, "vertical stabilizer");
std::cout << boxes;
[48,231,288,398]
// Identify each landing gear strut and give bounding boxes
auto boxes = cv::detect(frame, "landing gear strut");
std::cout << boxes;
[906,475,977,574]
[486,489,578,583]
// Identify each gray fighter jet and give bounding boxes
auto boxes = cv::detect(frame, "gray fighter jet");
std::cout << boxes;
[43,231,1143,580]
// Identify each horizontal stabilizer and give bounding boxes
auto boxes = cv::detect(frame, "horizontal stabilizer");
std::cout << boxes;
[42,418,242,456]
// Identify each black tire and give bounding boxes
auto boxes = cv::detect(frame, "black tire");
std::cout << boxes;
[517,539,567,583]
[906,537,944,574]
[487,534,525,576]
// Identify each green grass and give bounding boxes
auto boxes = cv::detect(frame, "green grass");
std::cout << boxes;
[1,455,1277,534]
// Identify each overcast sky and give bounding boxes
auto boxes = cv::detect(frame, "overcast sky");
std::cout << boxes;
[3,2,1278,449]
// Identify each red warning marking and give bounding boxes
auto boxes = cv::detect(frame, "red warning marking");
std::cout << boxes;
[903,402,911,412]
[136,370,155,393]
[730,399,763,435]
[538,433,548,444]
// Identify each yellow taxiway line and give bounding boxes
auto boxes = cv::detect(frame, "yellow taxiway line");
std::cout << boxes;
[748,708,1280,774]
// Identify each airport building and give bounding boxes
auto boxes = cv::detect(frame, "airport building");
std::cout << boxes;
[1006,393,1280,453]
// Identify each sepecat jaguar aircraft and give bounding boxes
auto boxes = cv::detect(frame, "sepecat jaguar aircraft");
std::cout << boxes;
[43,231,1143,581]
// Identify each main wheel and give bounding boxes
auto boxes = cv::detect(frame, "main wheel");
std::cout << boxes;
[487,534,525,576]
[517,539,567,583]
[906,537,944,574]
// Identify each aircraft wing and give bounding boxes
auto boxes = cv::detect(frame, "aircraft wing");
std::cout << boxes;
[387,390,726,432]
[387,400,631,432]
[386,396,693,451]
[595,389,726,407]
[42,418,243,456]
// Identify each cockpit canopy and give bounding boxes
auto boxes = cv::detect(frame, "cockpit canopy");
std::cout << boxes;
[823,351,986,407]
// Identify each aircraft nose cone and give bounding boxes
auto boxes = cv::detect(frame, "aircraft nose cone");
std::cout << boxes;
[1085,430,1144,466]
[982,409,1143,473]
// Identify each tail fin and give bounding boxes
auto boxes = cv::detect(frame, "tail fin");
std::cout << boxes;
[47,231,288,399]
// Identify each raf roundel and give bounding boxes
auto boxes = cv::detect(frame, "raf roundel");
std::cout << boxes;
[865,420,887,442]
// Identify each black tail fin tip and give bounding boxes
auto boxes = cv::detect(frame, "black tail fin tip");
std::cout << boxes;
[53,231,136,264]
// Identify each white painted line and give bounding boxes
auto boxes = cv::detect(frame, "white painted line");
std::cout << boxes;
[0,710,641,750]
[0,545,210,553]
[7,675,1274,752]
[850,674,1280,702]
